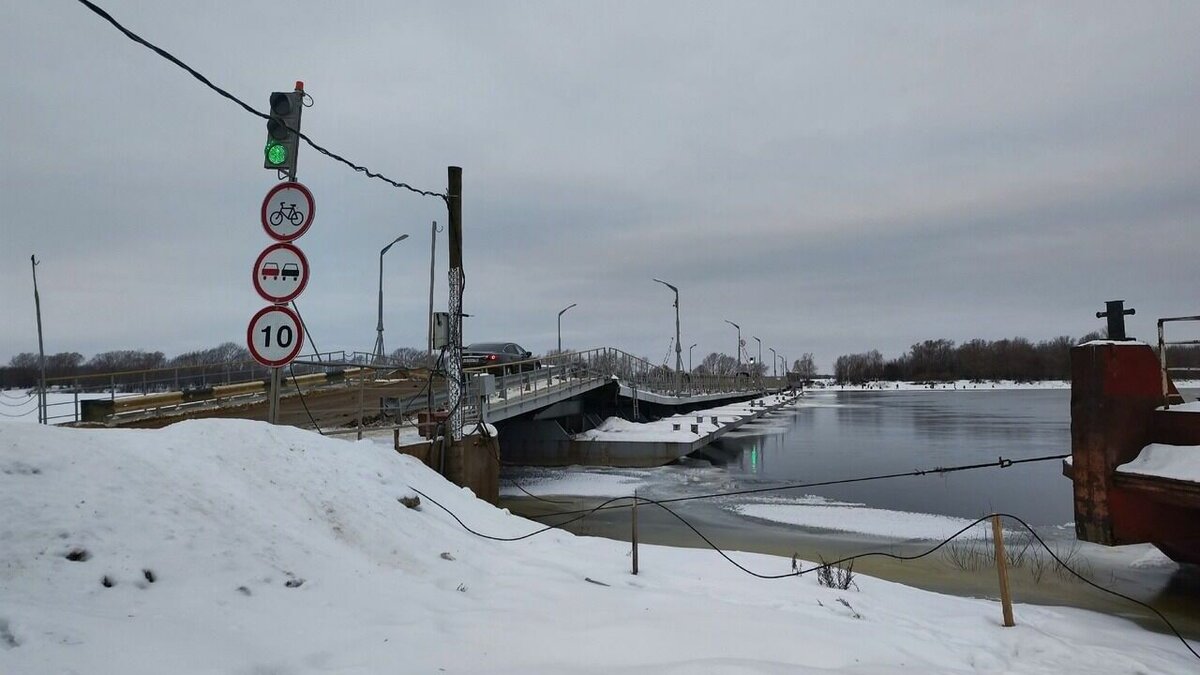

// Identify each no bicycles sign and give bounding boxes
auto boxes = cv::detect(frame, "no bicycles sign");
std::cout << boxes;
[260,181,315,242]
[249,181,315,368]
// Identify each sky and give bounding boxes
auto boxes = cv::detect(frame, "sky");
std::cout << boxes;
[3,1,1199,373]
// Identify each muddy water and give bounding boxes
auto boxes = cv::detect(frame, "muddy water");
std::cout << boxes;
[501,389,1200,639]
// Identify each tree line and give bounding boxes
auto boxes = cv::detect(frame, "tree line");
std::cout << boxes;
[832,334,1200,384]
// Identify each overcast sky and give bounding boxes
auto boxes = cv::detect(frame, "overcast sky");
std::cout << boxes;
[3,1,1199,372]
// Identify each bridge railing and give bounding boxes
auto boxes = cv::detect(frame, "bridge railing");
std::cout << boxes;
[1158,315,1200,409]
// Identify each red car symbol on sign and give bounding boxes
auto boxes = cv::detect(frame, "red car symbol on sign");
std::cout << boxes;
[261,262,280,280]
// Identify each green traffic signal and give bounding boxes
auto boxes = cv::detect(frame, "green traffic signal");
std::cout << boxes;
[264,88,302,172]
[265,142,288,166]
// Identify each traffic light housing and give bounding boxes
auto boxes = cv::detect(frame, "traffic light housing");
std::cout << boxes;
[264,86,303,174]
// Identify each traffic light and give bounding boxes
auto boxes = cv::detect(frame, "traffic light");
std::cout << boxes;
[264,84,303,174]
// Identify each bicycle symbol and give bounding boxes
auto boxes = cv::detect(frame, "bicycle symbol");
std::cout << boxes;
[269,202,305,227]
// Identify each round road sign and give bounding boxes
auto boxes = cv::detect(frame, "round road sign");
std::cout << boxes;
[247,305,305,367]
[260,181,315,242]
[252,242,310,303]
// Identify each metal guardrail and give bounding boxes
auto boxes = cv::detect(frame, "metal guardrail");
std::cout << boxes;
[24,346,788,426]
[1158,315,1200,409]
[458,347,786,424]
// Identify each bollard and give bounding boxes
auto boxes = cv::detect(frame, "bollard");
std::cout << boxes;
[991,515,1015,627]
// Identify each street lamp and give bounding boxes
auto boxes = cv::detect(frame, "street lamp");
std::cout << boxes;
[769,347,778,378]
[688,343,698,373]
[557,303,577,353]
[752,336,762,376]
[373,233,409,362]
[724,319,741,371]
[653,278,683,395]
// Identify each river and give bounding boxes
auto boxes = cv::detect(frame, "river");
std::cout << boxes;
[500,387,1200,638]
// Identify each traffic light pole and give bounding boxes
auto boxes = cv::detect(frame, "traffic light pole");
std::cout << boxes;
[265,82,304,426]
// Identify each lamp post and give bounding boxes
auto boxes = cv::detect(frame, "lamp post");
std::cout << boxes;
[724,319,741,371]
[653,278,683,395]
[688,343,697,373]
[769,347,778,378]
[373,233,409,362]
[778,354,787,380]
[557,303,577,353]
[752,336,762,375]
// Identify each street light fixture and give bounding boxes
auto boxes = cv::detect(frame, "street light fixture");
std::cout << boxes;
[557,303,577,353]
[724,319,741,371]
[769,347,778,378]
[653,278,683,395]
[689,343,698,373]
[752,336,762,376]
[373,233,409,362]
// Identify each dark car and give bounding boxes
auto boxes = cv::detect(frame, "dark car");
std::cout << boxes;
[462,342,539,374]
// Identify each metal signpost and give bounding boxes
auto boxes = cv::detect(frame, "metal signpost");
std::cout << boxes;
[250,83,312,424]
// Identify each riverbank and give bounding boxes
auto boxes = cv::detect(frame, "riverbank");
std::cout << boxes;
[810,378,1200,392]
[4,419,1198,672]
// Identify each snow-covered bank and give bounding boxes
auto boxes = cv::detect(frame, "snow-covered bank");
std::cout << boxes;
[2,421,1196,673]
[732,499,997,541]
[812,378,1200,392]
[575,393,798,443]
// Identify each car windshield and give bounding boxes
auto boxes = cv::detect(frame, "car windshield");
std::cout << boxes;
[466,343,507,352]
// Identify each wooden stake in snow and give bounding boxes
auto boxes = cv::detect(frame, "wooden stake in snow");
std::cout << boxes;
[991,514,1015,627]
[631,491,639,576]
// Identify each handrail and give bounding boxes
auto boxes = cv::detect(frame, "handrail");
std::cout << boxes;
[1157,315,1200,409]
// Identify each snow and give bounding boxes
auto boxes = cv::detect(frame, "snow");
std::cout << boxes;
[500,470,649,498]
[732,500,996,541]
[2,420,1197,674]
[1160,400,1200,412]
[1116,443,1200,483]
[574,394,796,443]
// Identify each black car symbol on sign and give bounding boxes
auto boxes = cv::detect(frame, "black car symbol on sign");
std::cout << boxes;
[281,263,300,280]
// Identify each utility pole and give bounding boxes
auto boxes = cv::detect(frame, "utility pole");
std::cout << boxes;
[30,255,46,425]
[427,221,440,358]
[374,234,409,362]
[748,333,758,381]
[557,303,577,353]
[446,167,464,442]
[725,319,741,371]
[653,279,683,395]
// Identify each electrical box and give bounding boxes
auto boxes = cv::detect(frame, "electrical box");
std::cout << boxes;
[431,312,450,349]
[476,373,496,396]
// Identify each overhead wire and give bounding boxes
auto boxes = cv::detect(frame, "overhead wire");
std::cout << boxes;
[73,0,445,200]
[525,453,1071,520]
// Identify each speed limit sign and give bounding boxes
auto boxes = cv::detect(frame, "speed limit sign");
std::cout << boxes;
[247,305,305,367]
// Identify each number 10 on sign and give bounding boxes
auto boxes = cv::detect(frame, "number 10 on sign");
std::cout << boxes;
[247,305,305,367]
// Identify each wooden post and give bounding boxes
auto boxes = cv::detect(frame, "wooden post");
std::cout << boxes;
[356,369,366,440]
[991,515,1015,627]
[631,491,639,575]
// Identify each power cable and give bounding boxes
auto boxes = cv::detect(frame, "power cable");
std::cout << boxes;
[287,363,323,435]
[414,483,1199,661]
[473,420,571,505]
[524,454,1070,520]
[74,0,445,200]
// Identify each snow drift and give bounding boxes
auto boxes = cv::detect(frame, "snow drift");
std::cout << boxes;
[1,419,1195,673]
